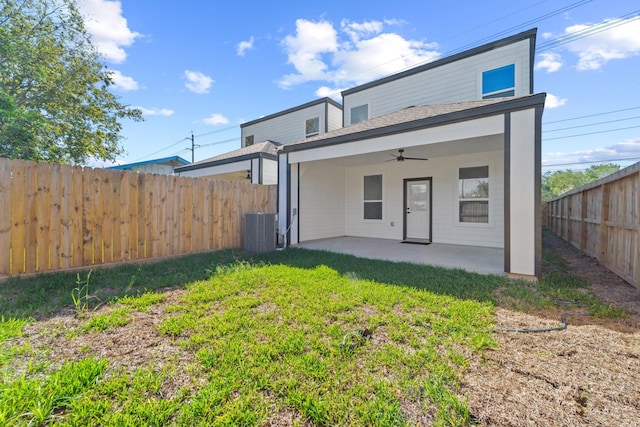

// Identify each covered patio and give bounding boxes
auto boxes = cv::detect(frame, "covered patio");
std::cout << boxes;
[297,236,505,276]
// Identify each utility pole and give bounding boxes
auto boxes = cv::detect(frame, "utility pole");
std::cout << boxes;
[185,131,199,163]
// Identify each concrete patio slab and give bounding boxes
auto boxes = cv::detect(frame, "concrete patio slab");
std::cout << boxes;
[296,237,505,276]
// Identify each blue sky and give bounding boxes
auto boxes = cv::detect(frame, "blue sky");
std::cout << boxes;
[77,0,640,172]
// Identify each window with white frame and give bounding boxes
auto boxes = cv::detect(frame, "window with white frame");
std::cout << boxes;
[351,104,368,125]
[305,117,319,137]
[458,166,489,223]
[245,134,254,147]
[482,64,515,99]
[363,175,382,220]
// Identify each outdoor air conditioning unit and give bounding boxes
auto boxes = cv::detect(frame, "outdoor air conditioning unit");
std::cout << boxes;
[244,212,276,253]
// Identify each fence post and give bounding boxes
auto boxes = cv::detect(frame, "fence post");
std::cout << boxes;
[599,182,610,266]
[580,190,587,251]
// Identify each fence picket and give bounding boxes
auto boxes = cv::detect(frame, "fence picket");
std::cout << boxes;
[0,159,11,275]
[0,158,276,277]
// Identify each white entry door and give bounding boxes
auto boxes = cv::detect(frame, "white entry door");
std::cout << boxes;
[404,179,431,241]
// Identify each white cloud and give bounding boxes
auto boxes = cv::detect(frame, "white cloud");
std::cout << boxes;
[202,113,229,125]
[543,138,640,165]
[315,86,347,101]
[78,0,141,63]
[278,18,439,90]
[564,17,640,70]
[184,70,213,94]
[535,52,563,73]
[237,37,254,56]
[545,93,567,109]
[109,70,139,91]
[136,107,174,117]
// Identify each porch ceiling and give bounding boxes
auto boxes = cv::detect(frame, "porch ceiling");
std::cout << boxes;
[315,134,503,168]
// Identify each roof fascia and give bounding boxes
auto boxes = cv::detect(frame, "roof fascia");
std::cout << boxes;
[240,97,343,128]
[281,93,546,154]
[109,155,190,170]
[174,152,277,172]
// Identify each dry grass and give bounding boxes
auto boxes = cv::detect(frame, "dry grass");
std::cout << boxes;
[460,231,640,426]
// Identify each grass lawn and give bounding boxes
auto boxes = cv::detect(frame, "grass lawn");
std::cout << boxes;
[0,245,626,426]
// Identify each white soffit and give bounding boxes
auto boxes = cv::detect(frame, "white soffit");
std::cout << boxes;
[288,115,504,164]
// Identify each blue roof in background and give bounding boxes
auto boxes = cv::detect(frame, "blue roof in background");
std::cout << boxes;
[108,156,190,170]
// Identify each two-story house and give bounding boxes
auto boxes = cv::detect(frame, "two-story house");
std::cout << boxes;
[277,28,545,280]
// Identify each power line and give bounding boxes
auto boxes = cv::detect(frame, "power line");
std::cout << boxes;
[544,125,640,141]
[130,136,189,162]
[538,11,640,52]
[198,137,240,148]
[543,106,640,125]
[543,115,640,133]
[542,157,640,167]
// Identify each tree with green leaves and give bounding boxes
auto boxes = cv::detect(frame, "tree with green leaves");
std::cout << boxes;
[542,163,621,200]
[0,0,142,164]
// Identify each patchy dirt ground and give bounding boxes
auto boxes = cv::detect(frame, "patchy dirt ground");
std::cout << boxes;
[461,231,640,426]
[8,231,640,426]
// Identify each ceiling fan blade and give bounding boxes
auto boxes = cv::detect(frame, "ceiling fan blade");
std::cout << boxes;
[402,156,429,161]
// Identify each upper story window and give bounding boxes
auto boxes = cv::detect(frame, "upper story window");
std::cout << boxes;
[351,104,368,125]
[482,64,515,99]
[363,174,382,220]
[305,117,319,138]
[245,135,254,147]
[458,166,489,224]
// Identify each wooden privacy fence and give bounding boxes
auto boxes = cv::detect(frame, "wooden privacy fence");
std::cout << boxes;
[546,162,640,288]
[0,158,277,277]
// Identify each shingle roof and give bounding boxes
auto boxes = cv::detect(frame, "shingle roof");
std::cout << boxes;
[174,141,279,172]
[283,94,546,152]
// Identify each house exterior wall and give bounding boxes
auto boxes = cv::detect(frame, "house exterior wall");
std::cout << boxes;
[177,159,252,178]
[299,161,346,241]
[341,150,504,247]
[241,102,343,147]
[343,39,531,125]
[328,102,343,130]
[127,164,176,175]
[262,159,278,185]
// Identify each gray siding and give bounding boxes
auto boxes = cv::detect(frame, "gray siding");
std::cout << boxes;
[242,102,343,147]
[343,39,531,124]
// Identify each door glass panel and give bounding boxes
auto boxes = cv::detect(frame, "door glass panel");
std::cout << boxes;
[409,183,427,211]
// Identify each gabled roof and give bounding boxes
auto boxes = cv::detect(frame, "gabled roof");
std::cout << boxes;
[109,155,190,170]
[342,28,537,97]
[282,93,546,153]
[240,97,342,128]
[174,141,279,172]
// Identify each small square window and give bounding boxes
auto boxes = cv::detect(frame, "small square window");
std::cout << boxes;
[245,135,254,147]
[305,117,319,137]
[351,104,368,125]
[482,64,515,99]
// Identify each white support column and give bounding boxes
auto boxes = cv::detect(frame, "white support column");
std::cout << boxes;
[508,108,539,277]
[277,154,288,240]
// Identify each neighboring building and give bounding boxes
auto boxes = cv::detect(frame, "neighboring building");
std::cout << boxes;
[241,97,343,147]
[178,97,342,184]
[109,156,189,174]
[277,29,545,280]
[175,141,279,185]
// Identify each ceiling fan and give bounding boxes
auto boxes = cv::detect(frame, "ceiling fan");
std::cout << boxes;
[386,149,429,162]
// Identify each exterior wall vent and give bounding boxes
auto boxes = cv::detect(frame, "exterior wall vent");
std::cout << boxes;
[244,213,276,253]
